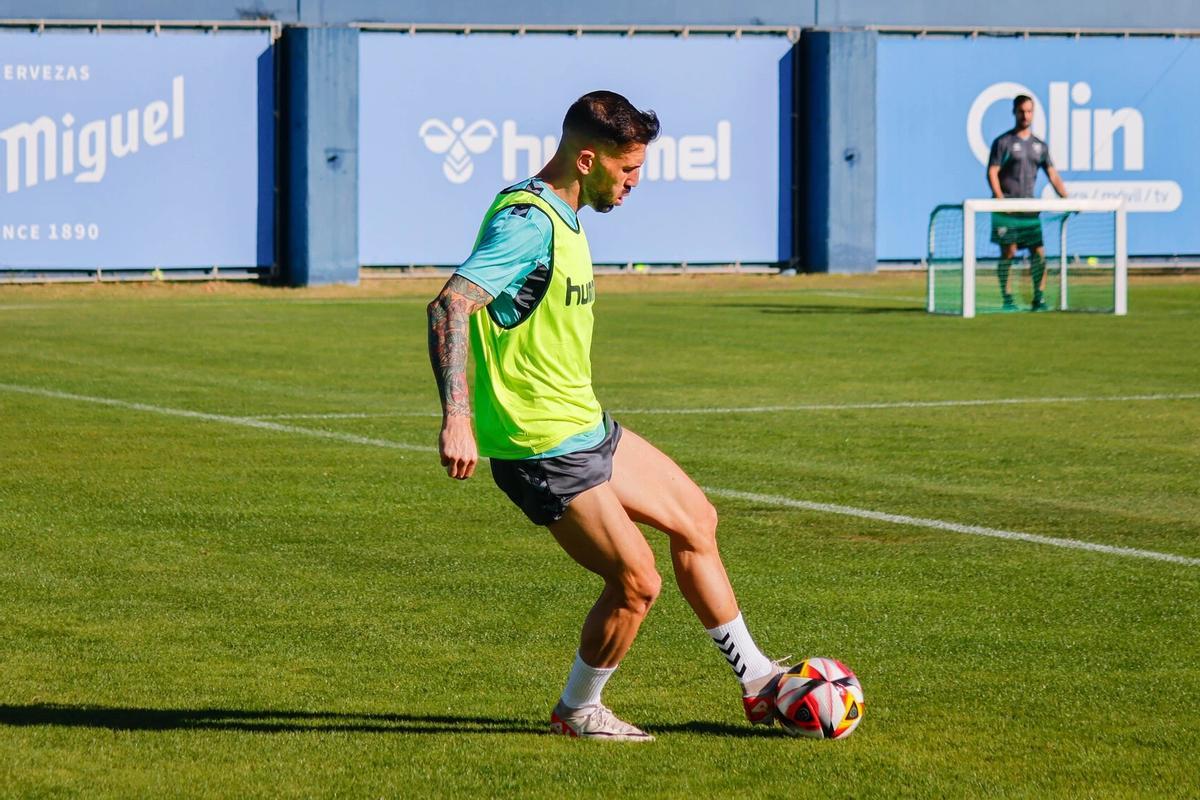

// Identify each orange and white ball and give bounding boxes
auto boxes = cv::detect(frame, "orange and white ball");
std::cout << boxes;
[773,657,864,739]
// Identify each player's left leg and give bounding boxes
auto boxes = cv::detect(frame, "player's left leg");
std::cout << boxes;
[608,426,784,723]
[1030,244,1049,310]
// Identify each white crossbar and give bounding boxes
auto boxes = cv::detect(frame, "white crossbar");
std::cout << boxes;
[964,198,1124,213]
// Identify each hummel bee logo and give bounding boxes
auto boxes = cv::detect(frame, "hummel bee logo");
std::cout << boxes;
[418,117,498,184]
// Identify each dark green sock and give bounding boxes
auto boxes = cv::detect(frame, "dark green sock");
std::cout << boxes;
[1031,254,1046,300]
[998,259,1013,300]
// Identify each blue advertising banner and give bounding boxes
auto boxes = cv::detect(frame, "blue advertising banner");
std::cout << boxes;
[877,36,1200,260]
[0,30,273,269]
[359,33,792,265]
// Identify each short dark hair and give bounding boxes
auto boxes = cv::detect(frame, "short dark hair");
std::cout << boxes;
[563,91,660,149]
[1012,94,1034,111]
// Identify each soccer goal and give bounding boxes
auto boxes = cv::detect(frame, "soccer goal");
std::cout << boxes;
[927,198,1127,317]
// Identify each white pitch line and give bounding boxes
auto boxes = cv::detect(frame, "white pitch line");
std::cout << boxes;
[248,412,409,420]
[0,304,65,311]
[240,391,1200,420]
[0,383,430,453]
[612,392,1200,416]
[706,488,1200,567]
[4,382,1197,567]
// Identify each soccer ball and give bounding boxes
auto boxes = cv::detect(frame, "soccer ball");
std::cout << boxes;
[773,657,864,739]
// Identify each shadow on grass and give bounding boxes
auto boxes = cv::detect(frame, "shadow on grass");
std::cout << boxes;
[710,302,923,315]
[0,703,542,735]
[645,720,782,738]
[0,704,779,738]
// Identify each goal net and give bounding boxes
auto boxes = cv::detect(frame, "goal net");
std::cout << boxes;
[927,199,1127,317]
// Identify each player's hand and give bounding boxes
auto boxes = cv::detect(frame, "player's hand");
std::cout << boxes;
[438,415,478,480]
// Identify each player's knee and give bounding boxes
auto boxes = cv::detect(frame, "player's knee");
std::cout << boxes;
[676,500,720,554]
[620,567,661,616]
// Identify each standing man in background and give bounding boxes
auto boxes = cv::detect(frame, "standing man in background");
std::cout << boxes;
[987,94,1069,311]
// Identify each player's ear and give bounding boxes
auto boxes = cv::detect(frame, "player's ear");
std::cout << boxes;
[576,148,596,175]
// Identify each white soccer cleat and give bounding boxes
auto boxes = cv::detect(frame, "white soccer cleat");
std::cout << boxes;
[742,657,790,726]
[549,701,654,742]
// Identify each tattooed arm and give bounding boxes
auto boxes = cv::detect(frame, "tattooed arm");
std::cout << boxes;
[427,275,494,479]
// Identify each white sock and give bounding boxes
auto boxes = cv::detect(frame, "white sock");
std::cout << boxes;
[706,612,773,685]
[560,651,616,710]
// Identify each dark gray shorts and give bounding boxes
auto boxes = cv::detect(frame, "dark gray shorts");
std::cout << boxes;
[489,415,623,526]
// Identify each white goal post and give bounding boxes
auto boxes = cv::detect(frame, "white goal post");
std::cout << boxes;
[927,198,1127,318]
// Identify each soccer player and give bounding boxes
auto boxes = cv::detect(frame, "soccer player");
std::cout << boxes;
[426,91,784,742]
[987,94,1069,311]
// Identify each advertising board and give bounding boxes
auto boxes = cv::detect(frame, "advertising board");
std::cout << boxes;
[0,30,273,269]
[877,36,1200,259]
[359,33,793,265]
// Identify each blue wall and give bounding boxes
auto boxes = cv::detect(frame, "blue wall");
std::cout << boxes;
[298,1,815,26]
[813,0,1200,29]
[5,0,1200,28]
[282,26,358,285]
[801,31,876,272]
[0,1,298,21]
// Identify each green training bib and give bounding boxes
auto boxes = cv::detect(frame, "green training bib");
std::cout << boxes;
[469,186,602,459]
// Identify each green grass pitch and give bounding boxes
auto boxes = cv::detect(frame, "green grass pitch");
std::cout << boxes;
[1,273,1198,798]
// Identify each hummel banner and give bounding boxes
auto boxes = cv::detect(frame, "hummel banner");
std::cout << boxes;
[359,33,794,265]
[0,30,273,269]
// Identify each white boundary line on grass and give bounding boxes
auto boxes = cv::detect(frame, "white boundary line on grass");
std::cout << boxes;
[0,383,429,453]
[611,392,1200,416]
[251,412,401,420]
[705,488,1200,568]
[0,304,65,311]
[251,391,1200,419]
[3,382,1197,568]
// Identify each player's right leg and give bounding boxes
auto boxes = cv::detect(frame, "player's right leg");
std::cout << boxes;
[998,242,1019,310]
[548,483,661,669]
[545,483,659,741]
